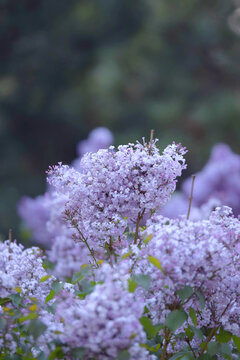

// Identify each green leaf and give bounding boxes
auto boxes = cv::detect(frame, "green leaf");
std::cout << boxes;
[181,355,195,360]
[216,327,232,343]
[48,347,64,360]
[40,275,52,283]
[0,318,6,330]
[117,350,130,360]
[128,278,137,293]
[177,286,194,302]
[140,316,158,338]
[9,293,22,307]
[132,274,151,290]
[78,279,95,294]
[45,290,55,304]
[189,325,203,340]
[169,351,194,360]
[0,297,10,305]
[165,310,188,333]
[220,343,231,358]
[72,347,85,359]
[189,307,198,327]
[19,313,38,323]
[144,234,152,244]
[27,320,47,339]
[196,290,205,310]
[140,343,161,352]
[144,306,150,314]
[52,280,64,294]
[207,342,220,356]
[232,335,240,351]
[72,271,84,284]
[122,251,132,259]
[148,256,163,272]
[185,326,194,341]
[37,352,47,360]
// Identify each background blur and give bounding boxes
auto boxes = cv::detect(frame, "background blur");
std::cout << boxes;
[1,0,240,239]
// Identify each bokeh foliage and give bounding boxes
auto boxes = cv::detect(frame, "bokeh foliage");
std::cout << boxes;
[0,0,240,237]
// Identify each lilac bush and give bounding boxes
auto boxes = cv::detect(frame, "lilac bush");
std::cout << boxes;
[2,135,240,359]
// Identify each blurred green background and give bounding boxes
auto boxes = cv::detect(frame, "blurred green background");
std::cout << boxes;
[1,0,240,239]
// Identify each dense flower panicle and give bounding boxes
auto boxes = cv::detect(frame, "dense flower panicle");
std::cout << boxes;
[0,240,55,354]
[0,240,53,301]
[55,274,151,360]
[182,143,240,214]
[134,207,240,334]
[162,143,240,218]
[48,140,187,247]
[17,194,52,247]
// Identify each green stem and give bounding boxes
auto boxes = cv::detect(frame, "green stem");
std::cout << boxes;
[134,209,145,245]
[160,329,171,360]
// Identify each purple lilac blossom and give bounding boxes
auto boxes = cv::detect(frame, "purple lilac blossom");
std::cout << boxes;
[161,143,240,218]
[182,143,240,215]
[47,140,187,249]
[132,207,240,337]
[0,239,54,353]
[55,272,152,360]
[0,240,53,301]
[17,194,52,247]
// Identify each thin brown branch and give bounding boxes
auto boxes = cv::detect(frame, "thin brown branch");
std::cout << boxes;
[134,209,145,244]
[187,175,196,220]
[198,302,231,357]
[186,338,196,359]
[72,221,99,268]
[149,129,155,154]
[160,329,171,360]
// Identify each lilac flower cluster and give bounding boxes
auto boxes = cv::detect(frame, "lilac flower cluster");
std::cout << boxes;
[0,240,52,301]
[0,239,54,354]
[48,140,187,249]
[133,207,240,335]
[18,194,52,247]
[162,143,240,219]
[55,270,151,359]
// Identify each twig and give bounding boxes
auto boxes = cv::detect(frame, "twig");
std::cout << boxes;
[160,329,171,360]
[198,302,231,357]
[109,236,113,267]
[134,209,145,244]
[186,338,196,359]
[72,222,99,268]
[149,129,155,154]
[187,175,196,220]
[198,326,218,357]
